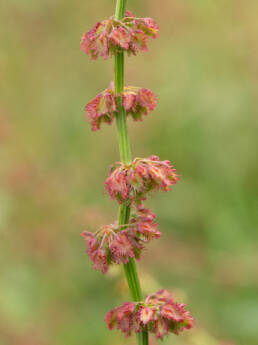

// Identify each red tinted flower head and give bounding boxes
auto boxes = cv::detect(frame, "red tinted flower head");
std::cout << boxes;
[81,206,160,274]
[80,22,110,60]
[85,86,116,131]
[105,302,135,337]
[81,225,113,274]
[105,289,193,339]
[85,85,157,131]
[105,156,180,204]
[130,204,160,244]
[123,86,157,121]
[80,12,159,60]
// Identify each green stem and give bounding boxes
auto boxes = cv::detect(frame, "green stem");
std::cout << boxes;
[114,1,149,345]
[115,0,127,20]
[115,53,131,165]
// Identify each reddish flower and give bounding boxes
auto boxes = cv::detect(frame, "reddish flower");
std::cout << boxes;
[105,289,193,339]
[105,302,135,337]
[123,86,157,121]
[109,232,135,264]
[80,12,159,60]
[80,22,110,60]
[85,85,157,131]
[81,206,160,274]
[105,156,180,204]
[139,306,155,324]
[85,87,116,131]
[130,204,161,243]
[81,225,113,274]
[109,26,130,49]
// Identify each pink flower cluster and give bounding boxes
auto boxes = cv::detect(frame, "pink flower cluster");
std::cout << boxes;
[105,156,180,204]
[85,85,157,131]
[80,11,159,60]
[105,289,193,339]
[81,205,160,274]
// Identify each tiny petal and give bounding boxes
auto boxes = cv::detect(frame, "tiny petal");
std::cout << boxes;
[130,30,148,53]
[110,232,134,264]
[123,92,137,111]
[109,26,130,49]
[105,302,136,337]
[154,318,169,339]
[125,10,134,17]
[105,167,128,202]
[117,302,136,319]
[141,18,159,38]
[123,87,157,121]
[161,304,184,322]
[139,306,154,324]
[92,248,108,274]
[136,204,156,221]
[80,230,94,241]
[130,208,161,242]
[80,22,108,60]
[105,309,118,330]
[137,88,157,111]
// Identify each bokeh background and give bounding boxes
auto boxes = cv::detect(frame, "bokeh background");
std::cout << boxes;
[1,0,258,344]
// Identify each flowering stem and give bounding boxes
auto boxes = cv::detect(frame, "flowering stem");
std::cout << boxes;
[114,1,149,345]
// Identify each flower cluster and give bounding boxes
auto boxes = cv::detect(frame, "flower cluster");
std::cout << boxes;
[85,84,157,131]
[80,11,159,60]
[105,289,193,339]
[81,205,160,274]
[105,155,180,204]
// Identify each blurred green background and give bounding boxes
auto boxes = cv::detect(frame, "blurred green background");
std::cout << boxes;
[1,0,258,344]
